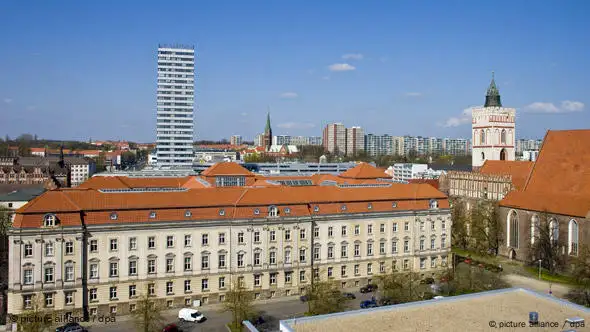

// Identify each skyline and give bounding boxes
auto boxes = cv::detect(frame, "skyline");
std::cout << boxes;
[1,1,589,142]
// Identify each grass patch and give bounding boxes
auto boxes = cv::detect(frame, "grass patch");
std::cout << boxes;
[523,266,579,286]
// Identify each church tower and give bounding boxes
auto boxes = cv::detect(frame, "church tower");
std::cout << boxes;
[471,72,516,169]
[263,111,273,151]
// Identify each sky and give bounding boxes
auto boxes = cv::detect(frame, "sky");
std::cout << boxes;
[0,1,589,143]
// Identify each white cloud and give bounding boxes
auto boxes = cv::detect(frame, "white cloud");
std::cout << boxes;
[277,122,316,129]
[438,107,477,127]
[3,98,12,104]
[524,100,584,113]
[279,92,298,99]
[342,53,364,60]
[328,63,356,72]
[405,92,423,97]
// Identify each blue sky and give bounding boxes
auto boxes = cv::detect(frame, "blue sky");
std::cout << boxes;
[1,0,588,142]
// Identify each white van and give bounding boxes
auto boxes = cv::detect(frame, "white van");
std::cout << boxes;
[178,308,205,323]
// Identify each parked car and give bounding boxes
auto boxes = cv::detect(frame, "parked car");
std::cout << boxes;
[360,284,378,293]
[178,308,205,323]
[342,292,356,299]
[300,295,309,302]
[420,277,435,285]
[162,324,180,332]
[56,323,86,332]
[378,297,395,306]
[433,296,445,300]
[360,299,378,309]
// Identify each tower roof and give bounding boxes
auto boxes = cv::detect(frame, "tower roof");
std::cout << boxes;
[265,112,272,133]
[484,72,502,107]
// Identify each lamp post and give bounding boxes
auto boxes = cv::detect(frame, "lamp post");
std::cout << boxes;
[538,259,542,280]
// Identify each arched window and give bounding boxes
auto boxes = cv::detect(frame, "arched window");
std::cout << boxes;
[480,130,485,145]
[43,214,56,227]
[530,215,539,245]
[507,210,519,248]
[268,206,278,217]
[429,199,438,209]
[501,129,507,144]
[568,219,579,256]
[549,218,559,245]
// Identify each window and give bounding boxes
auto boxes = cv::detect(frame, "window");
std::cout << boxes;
[368,224,373,234]
[65,241,74,255]
[110,239,118,251]
[23,268,33,284]
[420,258,426,269]
[404,240,409,253]
[65,266,74,281]
[442,220,446,229]
[270,273,277,285]
[45,242,54,256]
[299,229,306,240]
[201,234,209,246]
[130,303,137,312]
[89,288,98,301]
[420,238,425,250]
[354,225,360,235]
[480,130,485,145]
[90,264,98,279]
[45,267,53,282]
[219,209,225,216]
[327,267,333,277]
[254,208,260,215]
[354,264,359,275]
[314,205,319,212]
[148,237,155,249]
[219,277,225,289]
[393,223,398,232]
[341,204,347,211]
[254,274,261,287]
[501,129,507,144]
[314,227,319,238]
[380,224,385,233]
[129,237,137,251]
[269,251,276,264]
[184,256,192,271]
[441,256,447,266]
[184,280,191,292]
[129,285,137,298]
[354,244,360,257]
[238,232,245,244]
[431,257,437,268]
[254,231,260,243]
[380,242,385,254]
[149,211,156,219]
[148,259,156,274]
[109,286,117,300]
[109,262,118,277]
[44,214,56,227]
[313,247,320,260]
[219,233,226,244]
[431,237,435,250]
[299,248,306,262]
[328,227,333,237]
[403,259,409,270]
[268,206,278,217]
[285,230,291,241]
[184,235,192,247]
[65,291,74,305]
[237,253,244,267]
[568,219,579,256]
[392,240,398,253]
[340,265,346,277]
[328,245,334,259]
[429,199,438,209]
[441,235,447,249]
[285,249,291,264]
[270,230,276,241]
[299,271,306,282]
[550,219,559,244]
[185,210,192,217]
[367,243,373,256]
[404,222,409,231]
[392,260,398,271]
[218,254,226,268]
[44,293,53,307]
[367,263,373,274]
[202,279,209,291]
[23,295,33,309]
[166,281,173,294]
[24,244,33,257]
[110,212,118,220]
[199,254,210,269]
[166,258,174,273]
[166,236,174,248]
[148,283,155,296]
[254,252,261,266]
[420,221,425,231]
[341,244,347,258]
[380,261,385,273]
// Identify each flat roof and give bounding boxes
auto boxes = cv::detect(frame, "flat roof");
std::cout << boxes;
[279,288,590,332]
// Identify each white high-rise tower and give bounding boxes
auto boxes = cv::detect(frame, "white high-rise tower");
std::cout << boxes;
[156,44,195,168]
[471,72,516,169]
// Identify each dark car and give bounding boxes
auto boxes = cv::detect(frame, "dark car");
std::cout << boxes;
[420,277,435,285]
[360,284,378,293]
[300,295,309,302]
[56,323,86,332]
[360,299,378,309]
[162,324,180,332]
[342,292,356,299]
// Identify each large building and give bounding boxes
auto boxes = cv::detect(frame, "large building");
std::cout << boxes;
[515,138,543,154]
[322,123,346,155]
[273,136,322,146]
[6,162,451,318]
[230,135,243,146]
[345,127,365,157]
[364,134,393,157]
[156,45,195,168]
[471,73,516,168]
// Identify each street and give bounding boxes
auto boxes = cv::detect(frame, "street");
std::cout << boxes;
[87,290,377,332]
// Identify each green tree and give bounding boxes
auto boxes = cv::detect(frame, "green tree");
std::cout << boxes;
[303,280,350,316]
[470,201,503,255]
[377,271,423,304]
[450,199,469,250]
[223,281,254,331]
[567,245,590,307]
[1,206,12,236]
[14,295,54,332]
[131,290,165,332]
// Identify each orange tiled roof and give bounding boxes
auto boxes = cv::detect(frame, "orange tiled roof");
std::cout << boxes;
[408,179,440,190]
[30,148,45,152]
[479,160,534,190]
[78,176,194,189]
[200,162,254,177]
[499,129,590,217]
[14,184,449,228]
[338,163,389,179]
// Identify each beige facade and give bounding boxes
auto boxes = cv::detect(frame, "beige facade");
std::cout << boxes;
[7,209,451,317]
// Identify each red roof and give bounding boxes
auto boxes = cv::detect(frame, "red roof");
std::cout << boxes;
[339,163,390,179]
[200,162,254,177]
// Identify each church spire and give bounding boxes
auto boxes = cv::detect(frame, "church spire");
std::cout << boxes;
[484,71,502,107]
[265,110,272,133]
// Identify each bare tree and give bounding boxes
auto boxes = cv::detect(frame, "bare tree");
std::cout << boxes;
[567,245,590,307]
[223,281,254,331]
[131,289,165,332]
[470,201,503,255]
[527,211,565,274]
[377,271,422,304]
[450,199,469,250]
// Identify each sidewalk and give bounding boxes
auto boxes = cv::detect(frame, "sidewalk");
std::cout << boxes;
[502,273,572,298]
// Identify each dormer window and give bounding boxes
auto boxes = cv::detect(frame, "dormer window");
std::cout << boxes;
[392,202,398,208]
[429,199,438,209]
[219,209,225,216]
[341,204,347,211]
[110,212,118,221]
[254,208,260,215]
[149,211,156,219]
[43,214,57,227]
[284,207,291,214]
[268,206,278,217]
[367,203,373,210]
[185,210,192,218]
[314,206,320,212]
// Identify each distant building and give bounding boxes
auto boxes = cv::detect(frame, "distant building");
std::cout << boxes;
[472,73,516,168]
[521,150,538,161]
[390,163,428,182]
[255,134,264,147]
[515,138,543,154]
[322,123,346,154]
[273,135,322,146]
[364,134,393,157]
[230,135,242,146]
[345,126,365,156]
